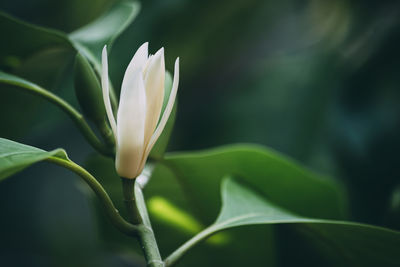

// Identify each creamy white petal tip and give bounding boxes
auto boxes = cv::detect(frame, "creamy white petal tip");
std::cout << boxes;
[101,45,117,140]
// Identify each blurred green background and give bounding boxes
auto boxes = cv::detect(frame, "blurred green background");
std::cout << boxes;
[0,0,400,266]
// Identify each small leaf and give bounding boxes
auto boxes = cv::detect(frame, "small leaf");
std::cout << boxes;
[69,1,141,64]
[204,178,400,266]
[0,138,67,181]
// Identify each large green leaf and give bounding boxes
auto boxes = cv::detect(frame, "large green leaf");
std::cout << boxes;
[0,138,67,181]
[156,145,347,223]
[178,177,400,266]
[147,145,347,266]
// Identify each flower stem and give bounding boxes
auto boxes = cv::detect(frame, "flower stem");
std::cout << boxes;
[121,178,164,266]
[164,225,217,266]
[121,178,142,224]
[46,156,138,236]
[138,224,165,267]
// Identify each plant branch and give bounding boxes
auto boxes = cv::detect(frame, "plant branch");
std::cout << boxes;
[164,225,218,266]
[46,156,138,236]
[2,77,113,156]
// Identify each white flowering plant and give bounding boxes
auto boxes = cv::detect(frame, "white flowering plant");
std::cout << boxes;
[0,1,399,267]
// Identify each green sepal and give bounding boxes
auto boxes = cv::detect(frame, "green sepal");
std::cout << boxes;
[73,52,106,125]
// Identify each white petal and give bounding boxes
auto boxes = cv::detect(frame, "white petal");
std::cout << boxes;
[121,42,148,95]
[115,71,147,178]
[143,57,179,159]
[101,46,117,141]
[143,47,165,147]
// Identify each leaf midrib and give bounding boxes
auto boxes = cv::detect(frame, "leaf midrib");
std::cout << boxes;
[0,150,44,158]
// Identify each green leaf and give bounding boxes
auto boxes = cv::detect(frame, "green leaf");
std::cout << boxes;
[0,138,67,181]
[69,1,140,63]
[1,1,140,76]
[215,177,310,226]
[150,145,347,266]
[157,145,348,223]
[207,178,400,266]
[0,11,73,70]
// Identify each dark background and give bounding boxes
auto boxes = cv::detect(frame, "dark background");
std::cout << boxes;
[0,0,399,266]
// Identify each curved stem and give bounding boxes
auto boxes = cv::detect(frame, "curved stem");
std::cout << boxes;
[1,77,113,156]
[164,225,217,266]
[46,156,138,236]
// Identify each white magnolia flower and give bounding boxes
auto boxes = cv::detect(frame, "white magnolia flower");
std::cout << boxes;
[101,42,179,179]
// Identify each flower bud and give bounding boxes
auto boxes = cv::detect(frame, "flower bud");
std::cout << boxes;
[102,43,179,178]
